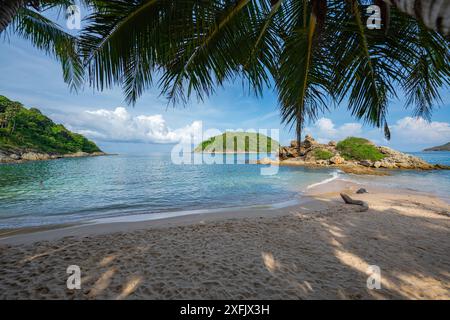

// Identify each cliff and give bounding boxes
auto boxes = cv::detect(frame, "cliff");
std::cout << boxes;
[0,95,105,163]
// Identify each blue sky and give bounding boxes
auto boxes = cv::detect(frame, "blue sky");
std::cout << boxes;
[1,10,449,153]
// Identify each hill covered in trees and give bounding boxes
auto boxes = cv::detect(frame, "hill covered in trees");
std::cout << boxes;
[195,132,279,153]
[0,95,102,162]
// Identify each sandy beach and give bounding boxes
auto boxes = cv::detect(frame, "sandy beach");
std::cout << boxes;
[0,180,449,300]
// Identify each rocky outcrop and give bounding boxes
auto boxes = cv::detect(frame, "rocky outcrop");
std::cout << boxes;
[0,149,108,164]
[303,135,317,149]
[21,152,51,161]
[256,135,450,175]
[329,155,345,165]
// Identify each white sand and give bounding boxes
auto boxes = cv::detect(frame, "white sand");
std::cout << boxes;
[0,180,449,299]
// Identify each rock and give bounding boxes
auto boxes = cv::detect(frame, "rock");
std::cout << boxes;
[329,155,345,165]
[63,151,89,158]
[396,162,412,169]
[339,164,390,176]
[0,149,107,164]
[279,147,288,160]
[340,193,369,211]
[258,157,272,165]
[275,137,448,172]
[303,135,317,149]
[21,152,50,161]
[378,160,396,169]
[290,140,299,149]
[359,160,373,167]
[377,146,395,155]
[434,164,450,170]
[285,147,299,158]
[356,188,368,194]
[0,154,14,163]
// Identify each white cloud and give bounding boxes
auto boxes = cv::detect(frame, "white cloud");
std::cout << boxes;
[304,116,450,151]
[390,117,450,144]
[305,117,362,143]
[66,107,203,144]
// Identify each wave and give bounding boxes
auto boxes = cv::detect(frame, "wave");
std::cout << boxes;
[305,170,341,190]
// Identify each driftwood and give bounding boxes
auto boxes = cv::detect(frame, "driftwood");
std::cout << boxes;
[340,193,369,211]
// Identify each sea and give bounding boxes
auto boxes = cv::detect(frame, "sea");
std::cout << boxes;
[0,151,449,228]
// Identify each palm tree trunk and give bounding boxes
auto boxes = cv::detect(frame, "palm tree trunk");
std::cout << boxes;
[11,118,16,134]
[0,0,25,34]
[296,116,302,154]
[383,0,450,35]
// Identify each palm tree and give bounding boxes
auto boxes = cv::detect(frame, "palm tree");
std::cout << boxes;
[78,0,449,152]
[2,0,449,34]
[1,0,86,91]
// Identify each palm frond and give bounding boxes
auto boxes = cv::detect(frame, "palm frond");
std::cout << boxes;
[277,0,331,147]
[331,0,395,138]
[11,7,84,91]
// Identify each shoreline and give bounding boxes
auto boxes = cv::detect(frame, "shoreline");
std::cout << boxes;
[0,167,340,233]
[0,179,449,299]
[256,158,450,175]
[0,196,311,245]
[0,177,446,245]
[0,151,115,165]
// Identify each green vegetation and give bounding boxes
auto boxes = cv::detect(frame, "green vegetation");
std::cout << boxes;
[0,95,101,154]
[195,132,279,153]
[313,149,334,160]
[336,137,385,162]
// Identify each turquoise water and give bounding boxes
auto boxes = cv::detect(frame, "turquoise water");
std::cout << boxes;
[343,152,450,203]
[0,152,448,228]
[0,154,334,228]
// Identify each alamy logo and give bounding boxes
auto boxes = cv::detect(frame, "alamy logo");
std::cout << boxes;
[367,5,381,30]
[366,265,381,290]
[67,265,81,289]
[66,5,81,30]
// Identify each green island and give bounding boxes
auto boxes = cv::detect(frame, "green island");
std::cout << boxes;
[0,95,104,163]
[194,132,279,153]
[423,142,450,152]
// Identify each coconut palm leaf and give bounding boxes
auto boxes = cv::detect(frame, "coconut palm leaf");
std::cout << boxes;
[73,0,449,145]
[398,18,450,120]
[331,1,393,134]
[331,0,449,139]
[79,0,164,102]
[9,6,84,91]
[277,0,331,149]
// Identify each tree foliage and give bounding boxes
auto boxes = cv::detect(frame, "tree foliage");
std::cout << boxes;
[0,95,101,154]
